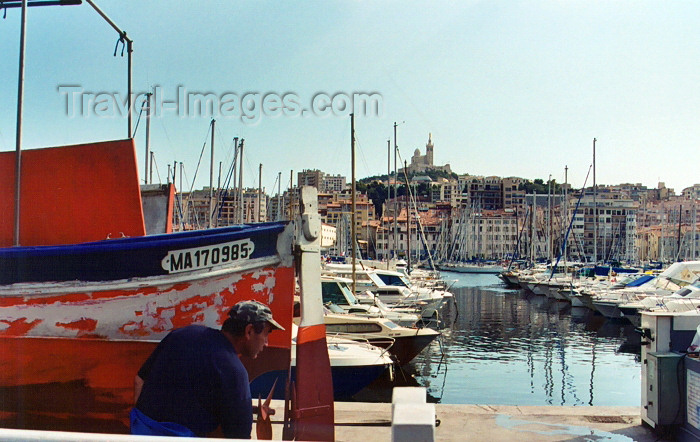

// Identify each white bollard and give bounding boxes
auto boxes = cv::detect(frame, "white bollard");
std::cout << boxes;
[392,387,427,406]
[391,387,435,442]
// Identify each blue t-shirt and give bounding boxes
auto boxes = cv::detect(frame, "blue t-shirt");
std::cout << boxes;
[135,325,253,438]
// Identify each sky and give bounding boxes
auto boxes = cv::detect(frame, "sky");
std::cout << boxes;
[1,0,699,195]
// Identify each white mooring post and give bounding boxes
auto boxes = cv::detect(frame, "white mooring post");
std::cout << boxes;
[391,387,435,442]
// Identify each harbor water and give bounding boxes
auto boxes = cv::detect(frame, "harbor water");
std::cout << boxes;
[354,272,642,406]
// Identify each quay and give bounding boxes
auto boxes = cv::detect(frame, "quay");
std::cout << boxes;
[0,402,669,441]
[260,400,670,441]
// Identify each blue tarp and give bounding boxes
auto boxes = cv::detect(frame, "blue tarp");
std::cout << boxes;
[625,274,655,287]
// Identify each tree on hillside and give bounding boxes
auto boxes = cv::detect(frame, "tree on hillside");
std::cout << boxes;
[519,178,561,194]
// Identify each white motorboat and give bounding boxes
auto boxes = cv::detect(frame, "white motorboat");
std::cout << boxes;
[321,275,420,327]
[323,265,452,318]
[251,325,394,400]
[319,311,440,366]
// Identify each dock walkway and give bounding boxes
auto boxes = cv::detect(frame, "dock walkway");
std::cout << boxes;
[262,401,673,441]
[0,402,675,441]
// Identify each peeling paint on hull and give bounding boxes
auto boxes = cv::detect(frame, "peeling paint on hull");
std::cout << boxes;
[0,223,296,434]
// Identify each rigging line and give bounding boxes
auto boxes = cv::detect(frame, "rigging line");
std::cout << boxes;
[170,166,185,230]
[131,98,147,138]
[399,154,437,270]
[151,152,162,184]
[549,164,592,279]
[157,118,175,155]
[214,125,234,166]
[354,136,372,177]
[188,123,213,195]
[222,136,237,168]
[181,165,203,230]
[269,173,280,196]
[214,144,239,223]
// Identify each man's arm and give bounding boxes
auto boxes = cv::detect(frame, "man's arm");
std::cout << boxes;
[134,375,144,404]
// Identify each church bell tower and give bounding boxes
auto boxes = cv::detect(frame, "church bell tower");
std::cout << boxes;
[426,133,434,165]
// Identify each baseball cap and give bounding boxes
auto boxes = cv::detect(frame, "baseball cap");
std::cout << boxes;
[229,300,285,331]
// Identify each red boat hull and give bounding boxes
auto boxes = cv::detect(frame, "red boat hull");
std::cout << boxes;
[0,265,295,434]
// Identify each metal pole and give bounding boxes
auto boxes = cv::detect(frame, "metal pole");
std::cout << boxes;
[13,0,28,247]
[179,162,184,226]
[144,92,151,184]
[289,169,293,221]
[238,139,245,223]
[677,205,683,261]
[277,171,281,221]
[209,119,215,228]
[530,194,535,263]
[593,138,597,264]
[84,0,133,138]
[231,137,238,222]
[127,40,132,138]
[564,166,568,265]
[351,114,356,294]
[386,139,390,262]
[405,160,411,273]
[149,152,154,184]
[548,174,552,262]
[693,202,697,260]
[393,122,398,261]
[258,163,263,223]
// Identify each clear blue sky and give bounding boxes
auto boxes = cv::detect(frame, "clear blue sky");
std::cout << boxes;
[2,1,699,194]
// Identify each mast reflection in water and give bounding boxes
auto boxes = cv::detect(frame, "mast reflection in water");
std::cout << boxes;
[355,273,641,406]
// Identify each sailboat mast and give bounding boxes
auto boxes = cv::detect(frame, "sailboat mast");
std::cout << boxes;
[277,172,282,221]
[258,163,263,223]
[13,0,28,246]
[217,161,222,194]
[393,122,398,263]
[387,138,390,265]
[548,175,552,262]
[238,139,245,223]
[288,169,293,220]
[180,162,185,227]
[144,92,152,184]
[661,208,666,262]
[693,202,697,260]
[351,113,357,294]
[231,137,238,223]
[593,138,597,264]
[564,166,568,265]
[530,194,535,263]
[677,204,683,261]
[405,160,411,273]
[209,119,216,227]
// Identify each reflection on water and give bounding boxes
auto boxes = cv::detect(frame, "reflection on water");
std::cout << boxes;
[354,273,642,406]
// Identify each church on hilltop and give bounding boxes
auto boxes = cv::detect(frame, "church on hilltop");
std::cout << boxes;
[401,133,452,175]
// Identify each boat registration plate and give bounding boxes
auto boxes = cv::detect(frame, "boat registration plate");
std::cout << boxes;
[162,239,256,273]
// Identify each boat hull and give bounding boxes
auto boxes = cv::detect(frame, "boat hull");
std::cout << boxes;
[250,363,390,401]
[0,336,292,433]
[0,222,296,434]
[592,300,624,320]
[386,333,439,365]
[499,272,521,287]
[443,264,504,274]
